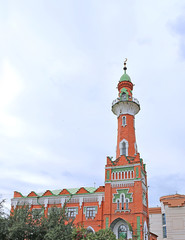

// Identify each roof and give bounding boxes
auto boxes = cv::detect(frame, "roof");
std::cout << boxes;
[13,186,105,198]
[119,73,131,82]
[149,207,161,214]
[160,194,185,207]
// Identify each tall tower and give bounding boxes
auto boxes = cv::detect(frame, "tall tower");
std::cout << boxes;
[104,60,149,240]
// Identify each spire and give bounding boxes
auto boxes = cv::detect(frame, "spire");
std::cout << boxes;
[123,58,127,74]
[119,58,131,82]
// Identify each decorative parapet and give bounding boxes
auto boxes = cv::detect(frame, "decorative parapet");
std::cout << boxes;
[112,97,140,106]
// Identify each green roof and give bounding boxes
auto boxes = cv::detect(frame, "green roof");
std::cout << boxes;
[51,189,62,195]
[17,187,98,198]
[67,188,80,194]
[119,73,131,82]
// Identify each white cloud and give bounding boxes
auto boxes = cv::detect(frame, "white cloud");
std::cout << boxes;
[0,59,24,137]
[0,0,185,209]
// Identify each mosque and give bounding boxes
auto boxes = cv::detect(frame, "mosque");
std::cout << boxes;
[11,60,158,240]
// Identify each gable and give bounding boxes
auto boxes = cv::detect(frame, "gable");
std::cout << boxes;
[95,186,105,192]
[59,189,70,195]
[42,190,53,196]
[14,191,23,198]
[27,191,37,197]
[76,187,89,194]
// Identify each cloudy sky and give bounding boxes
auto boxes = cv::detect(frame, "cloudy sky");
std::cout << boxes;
[1,0,185,210]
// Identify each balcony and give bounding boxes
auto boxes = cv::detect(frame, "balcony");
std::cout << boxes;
[112,97,140,106]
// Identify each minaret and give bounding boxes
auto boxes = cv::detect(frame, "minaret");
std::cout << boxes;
[112,59,140,158]
[104,60,149,240]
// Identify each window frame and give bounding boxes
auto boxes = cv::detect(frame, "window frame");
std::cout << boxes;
[119,139,128,156]
[85,207,96,219]
[67,207,77,218]
[122,116,126,127]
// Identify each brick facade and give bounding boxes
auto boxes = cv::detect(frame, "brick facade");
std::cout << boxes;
[11,63,157,240]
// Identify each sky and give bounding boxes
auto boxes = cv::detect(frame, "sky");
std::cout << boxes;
[1,0,185,211]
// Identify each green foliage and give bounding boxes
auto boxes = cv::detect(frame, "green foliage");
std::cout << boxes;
[72,226,89,240]
[0,200,118,240]
[8,205,46,240]
[7,204,73,240]
[72,227,116,240]
[0,199,8,240]
[44,207,73,240]
[92,228,116,240]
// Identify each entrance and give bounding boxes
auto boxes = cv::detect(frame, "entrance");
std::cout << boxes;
[118,224,127,239]
[110,218,132,239]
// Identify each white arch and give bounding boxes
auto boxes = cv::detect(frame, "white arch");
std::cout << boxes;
[119,139,128,156]
[87,226,95,233]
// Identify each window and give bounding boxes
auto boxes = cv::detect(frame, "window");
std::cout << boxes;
[67,208,77,218]
[118,224,127,239]
[163,226,167,238]
[117,200,120,210]
[48,207,60,215]
[120,92,127,101]
[126,199,129,210]
[121,195,124,210]
[32,208,44,219]
[162,213,167,238]
[119,139,128,156]
[120,142,126,155]
[122,116,126,126]
[162,213,166,225]
[86,207,96,219]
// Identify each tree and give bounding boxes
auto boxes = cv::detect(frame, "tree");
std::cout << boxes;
[72,227,117,240]
[91,228,116,240]
[44,207,73,240]
[0,199,8,240]
[8,205,46,240]
[72,226,89,240]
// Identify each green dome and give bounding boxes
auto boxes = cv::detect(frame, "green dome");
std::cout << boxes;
[119,73,131,82]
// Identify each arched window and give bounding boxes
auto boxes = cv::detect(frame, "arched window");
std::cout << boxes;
[120,92,127,101]
[119,139,128,156]
[118,224,127,239]
[117,200,120,210]
[120,142,126,155]
[122,116,126,127]
[126,199,129,210]
[121,194,124,210]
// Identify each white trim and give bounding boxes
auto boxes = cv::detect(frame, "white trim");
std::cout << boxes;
[61,198,65,207]
[134,142,138,155]
[87,226,95,233]
[98,195,103,207]
[105,163,140,169]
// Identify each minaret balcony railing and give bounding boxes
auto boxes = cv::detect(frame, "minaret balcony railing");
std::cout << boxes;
[112,97,139,106]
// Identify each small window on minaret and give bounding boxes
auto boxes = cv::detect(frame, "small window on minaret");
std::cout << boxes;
[121,92,127,101]
[120,142,126,156]
[122,116,126,127]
